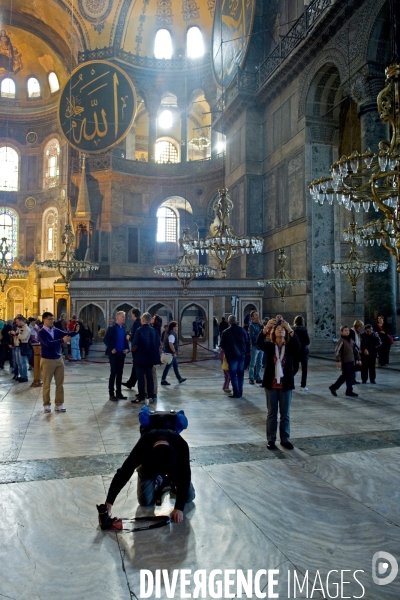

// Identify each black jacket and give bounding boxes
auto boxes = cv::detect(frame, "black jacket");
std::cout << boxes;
[360,331,381,357]
[219,323,247,360]
[106,429,191,511]
[257,331,300,390]
[132,324,161,366]
[103,323,129,355]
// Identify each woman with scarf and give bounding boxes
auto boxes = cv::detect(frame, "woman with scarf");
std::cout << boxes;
[329,325,361,398]
[257,318,300,450]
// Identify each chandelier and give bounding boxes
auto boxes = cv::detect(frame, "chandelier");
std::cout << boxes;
[0,238,29,292]
[322,223,388,300]
[308,0,400,270]
[258,247,306,302]
[37,211,98,289]
[154,228,216,294]
[188,137,211,149]
[182,188,263,278]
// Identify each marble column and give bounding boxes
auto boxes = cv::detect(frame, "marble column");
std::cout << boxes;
[359,100,397,331]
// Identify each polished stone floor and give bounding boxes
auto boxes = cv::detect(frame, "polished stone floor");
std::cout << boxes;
[0,348,399,599]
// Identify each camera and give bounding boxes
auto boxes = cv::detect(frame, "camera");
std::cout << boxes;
[276,319,283,326]
[96,504,114,530]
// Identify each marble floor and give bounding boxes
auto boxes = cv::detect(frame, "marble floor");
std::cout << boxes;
[0,349,400,599]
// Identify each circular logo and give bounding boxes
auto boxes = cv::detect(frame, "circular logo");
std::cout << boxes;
[211,0,256,88]
[58,60,137,154]
[25,197,36,209]
[26,131,38,145]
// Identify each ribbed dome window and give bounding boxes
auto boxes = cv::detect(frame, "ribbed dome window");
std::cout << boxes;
[154,29,172,59]
[27,77,41,98]
[48,72,60,93]
[187,27,204,58]
[1,78,16,98]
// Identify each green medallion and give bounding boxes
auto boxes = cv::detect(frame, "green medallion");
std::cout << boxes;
[58,60,137,154]
[212,0,256,89]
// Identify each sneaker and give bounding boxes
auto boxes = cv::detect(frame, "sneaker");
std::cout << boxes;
[55,404,66,412]
[44,405,51,413]
[161,380,170,386]
[178,378,187,384]
[329,385,337,397]
[280,441,294,450]
[267,441,276,450]
[300,387,308,392]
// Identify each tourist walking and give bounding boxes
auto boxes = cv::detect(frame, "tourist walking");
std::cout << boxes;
[37,312,75,412]
[257,318,300,450]
[376,315,393,366]
[143,314,162,401]
[360,325,381,384]
[329,325,361,398]
[292,315,310,392]
[350,319,364,384]
[248,311,263,384]
[131,312,161,403]
[161,321,186,386]
[219,315,247,398]
[104,311,130,401]
[122,307,141,390]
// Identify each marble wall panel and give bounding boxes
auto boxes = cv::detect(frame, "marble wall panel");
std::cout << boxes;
[288,151,305,222]
[139,228,155,264]
[263,172,276,232]
[111,226,127,263]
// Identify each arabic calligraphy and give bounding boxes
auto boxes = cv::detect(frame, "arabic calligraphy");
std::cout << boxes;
[58,60,137,154]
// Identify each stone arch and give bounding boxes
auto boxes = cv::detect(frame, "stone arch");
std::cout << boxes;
[78,302,106,342]
[147,302,174,326]
[180,302,206,341]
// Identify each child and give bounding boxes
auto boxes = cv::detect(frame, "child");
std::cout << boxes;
[329,325,361,397]
[219,347,231,393]
[71,323,81,361]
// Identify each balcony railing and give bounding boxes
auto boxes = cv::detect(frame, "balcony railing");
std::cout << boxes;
[257,0,335,89]
[78,47,209,71]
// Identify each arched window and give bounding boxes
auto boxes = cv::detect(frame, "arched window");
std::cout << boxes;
[0,147,19,191]
[1,77,16,98]
[44,139,60,188]
[42,208,58,260]
[187,27,204,58]
[157,206,177,242]
[158,110,173,129]
[0,208,18,263]
[27,77,41,98]
[154,29,172,59]
[48,72,60,93]
[155,140,178,163]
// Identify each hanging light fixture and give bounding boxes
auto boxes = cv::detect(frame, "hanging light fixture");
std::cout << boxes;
[322,223,388,301]
[182,188,263,278]
[309,0,400,270]
[258,247,306,302]
[154,228,216,293]
[37,202,98,289]
[0,238,29,292]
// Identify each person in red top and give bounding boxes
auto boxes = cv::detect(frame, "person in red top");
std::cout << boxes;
[67,315,78,332]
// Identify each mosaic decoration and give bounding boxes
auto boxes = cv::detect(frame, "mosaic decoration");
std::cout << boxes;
[0,29,22,74]
[207,0,216,17]
[135,0,150,54]
[58,60,137,154]
[25,197,36,210]
[182,0,200,22]
[78,0,112,34]
[26,132,37,145]
[156,0,173,26]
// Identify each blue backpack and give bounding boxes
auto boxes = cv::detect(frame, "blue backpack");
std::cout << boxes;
[138,406,188,435]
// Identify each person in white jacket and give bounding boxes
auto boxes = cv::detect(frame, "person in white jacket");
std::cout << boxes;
[9,316,31,382]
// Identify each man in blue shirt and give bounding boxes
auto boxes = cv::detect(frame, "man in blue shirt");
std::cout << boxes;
[104,311,130,400]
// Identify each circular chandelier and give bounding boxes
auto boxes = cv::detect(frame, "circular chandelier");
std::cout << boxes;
[258,248,306,302]
[37,217,98,289]
[322,223,388,300]
[182,188,263,278]
[0,237,29,292]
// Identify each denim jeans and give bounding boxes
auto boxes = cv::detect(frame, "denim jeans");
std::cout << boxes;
[162,356,182,382]
[248,347,263,380]
[265,388,292,442]
[15,347,28,379]
[137,466,195,506]
[228,355,245,397]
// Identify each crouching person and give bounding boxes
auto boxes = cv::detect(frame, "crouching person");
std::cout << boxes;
[105,430,195,523]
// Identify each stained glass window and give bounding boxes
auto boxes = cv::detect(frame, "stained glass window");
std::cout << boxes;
[48,72,60,93]
[157,206,177,242]
[155,140,178,163]
[0,208,18,263]
[154,29,172,59]
[44,139,60,188]
[1,78,16,98]
[187,27,204,58]
[27,77,41,98]
[42,208,58,260]
[0,147,19,191]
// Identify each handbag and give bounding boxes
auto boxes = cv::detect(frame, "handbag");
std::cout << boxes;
[20,342,30,356]
[160,351,173,365]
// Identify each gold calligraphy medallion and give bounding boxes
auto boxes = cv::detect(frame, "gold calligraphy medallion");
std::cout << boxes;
[58,60,137,154]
